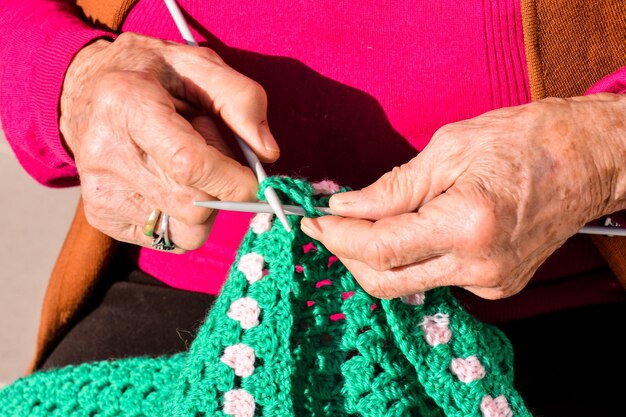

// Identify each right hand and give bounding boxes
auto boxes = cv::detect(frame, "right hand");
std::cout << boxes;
[60,32,279,252]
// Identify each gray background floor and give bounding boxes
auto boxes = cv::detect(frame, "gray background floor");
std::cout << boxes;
[0,129,80,387]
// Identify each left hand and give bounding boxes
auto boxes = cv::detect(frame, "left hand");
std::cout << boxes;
[60,34,279,252]
[301,94,626,300]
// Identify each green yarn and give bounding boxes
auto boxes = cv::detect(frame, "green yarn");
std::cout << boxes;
[0,176,532,417]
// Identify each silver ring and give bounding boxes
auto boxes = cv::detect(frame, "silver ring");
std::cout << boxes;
[151,213,176,251]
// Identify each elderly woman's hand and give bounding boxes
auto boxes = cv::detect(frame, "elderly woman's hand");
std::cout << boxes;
[301,94,625,299]
[60,33,279,252]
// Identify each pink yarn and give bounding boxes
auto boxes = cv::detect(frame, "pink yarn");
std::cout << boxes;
[250,213,274,234]
[227,297,261,329]
[223,389,256,417]
[315,279,333,288]
[302,242,317,254]
[220,344,256,377]
[312,180,341,195]
[421,314,452,347]
[400,293,426,306]
[480,395,513,417]
[342,291,355,300]
[450,355,486,383]
[327,255,339,267]
[330,312,346,321]
[237,253,265,284]
[295,265,304,273]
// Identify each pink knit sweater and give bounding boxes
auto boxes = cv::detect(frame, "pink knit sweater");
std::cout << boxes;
[1,0,624,322]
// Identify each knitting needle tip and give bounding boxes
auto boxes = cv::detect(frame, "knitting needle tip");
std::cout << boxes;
[234,134,291,233]
[263,187,292,233]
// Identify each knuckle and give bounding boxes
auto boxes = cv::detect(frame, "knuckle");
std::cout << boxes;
[114,32,165,52]
[498,286,519,299]
[475,287,509,301]
[196,47,224,64]
[221,187,254,202]
[461,202,498,248]
[359,278,391,299]
[527,97,567,120]
[172,197,212,225]
[93,71,137,108]
[235,78,268,105]
[77,133,112,168]
[168,146,207,186]
[376,164,412,200]
[218,173,257,201]
[363,238,396,271]
[115,31,141,46]
[177,46,225,71]
[474,259,507,288]
[538,96,567,107]
[248,79,268,101]
[94,71,161,110]
[431,123,455,142]
[167,146,256,202]
[201,161,257,202]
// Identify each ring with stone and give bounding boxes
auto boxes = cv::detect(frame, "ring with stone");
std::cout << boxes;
[143,208,161,237]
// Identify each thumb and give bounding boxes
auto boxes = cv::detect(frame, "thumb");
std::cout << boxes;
[330,152,457,220]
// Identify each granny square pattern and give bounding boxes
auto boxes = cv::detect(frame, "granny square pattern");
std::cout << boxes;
[0,177,531,417]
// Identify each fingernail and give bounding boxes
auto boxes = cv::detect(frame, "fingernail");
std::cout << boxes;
[300,219,317,238]
[260,127,280,154]
[331,191,361,207]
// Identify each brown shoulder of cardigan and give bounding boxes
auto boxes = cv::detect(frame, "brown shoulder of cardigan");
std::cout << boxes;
[25,0,626,374]
[75,0,138,31]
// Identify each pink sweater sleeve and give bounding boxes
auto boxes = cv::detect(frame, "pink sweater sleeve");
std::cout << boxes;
[586,66,626,95]
[0,1,114,187]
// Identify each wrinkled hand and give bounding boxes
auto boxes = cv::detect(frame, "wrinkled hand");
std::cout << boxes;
[60,33,279,252]
[302,94,626,299]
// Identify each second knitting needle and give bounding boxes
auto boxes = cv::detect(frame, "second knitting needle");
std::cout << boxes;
[163,0,292,232]
[194,200,335,217]
[194,201,626,237]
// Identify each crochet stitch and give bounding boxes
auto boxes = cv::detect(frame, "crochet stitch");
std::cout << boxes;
[0,177,532,417]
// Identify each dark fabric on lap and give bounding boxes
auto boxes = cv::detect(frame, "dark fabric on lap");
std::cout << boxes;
[499,301,626,417]
[40,261,216,371]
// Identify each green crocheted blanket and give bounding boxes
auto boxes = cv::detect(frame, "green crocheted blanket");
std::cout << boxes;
[0,177,532,417]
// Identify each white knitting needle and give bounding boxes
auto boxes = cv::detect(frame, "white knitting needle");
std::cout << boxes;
[193,201,626,236]
[163,0,197,46]
[163,0,292,233]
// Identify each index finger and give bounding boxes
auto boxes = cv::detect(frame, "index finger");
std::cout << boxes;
[122,74,259,202]
[163,45,280,162]
[300,211,452,272]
